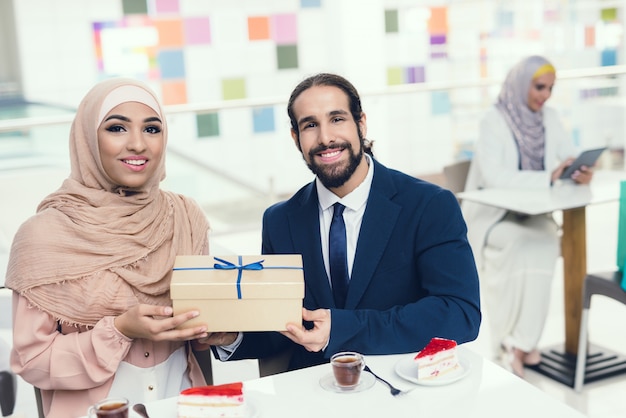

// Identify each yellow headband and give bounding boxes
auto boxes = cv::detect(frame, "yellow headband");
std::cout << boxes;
[533,63,555,79]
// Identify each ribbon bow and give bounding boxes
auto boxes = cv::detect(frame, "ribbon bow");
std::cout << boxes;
[213,256,264,299]
[213,257,265,271]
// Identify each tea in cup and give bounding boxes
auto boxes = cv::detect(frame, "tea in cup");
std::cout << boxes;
[331,351,365,388]
[87,397,129,418]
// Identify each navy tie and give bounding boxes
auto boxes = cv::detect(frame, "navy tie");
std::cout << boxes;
[329,203,349,308]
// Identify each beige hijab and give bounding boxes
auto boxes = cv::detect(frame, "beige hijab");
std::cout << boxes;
[5,78,209,327]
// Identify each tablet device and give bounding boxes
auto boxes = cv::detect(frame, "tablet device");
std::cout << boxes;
[559,147,607,180]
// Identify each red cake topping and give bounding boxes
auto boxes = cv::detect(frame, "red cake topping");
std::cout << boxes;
[414,337,457,359]
[180,382,243,397]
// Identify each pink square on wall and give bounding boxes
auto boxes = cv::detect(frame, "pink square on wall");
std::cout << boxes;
[271,13,297,45]
[155,0,179,14]
[184,17,211,44]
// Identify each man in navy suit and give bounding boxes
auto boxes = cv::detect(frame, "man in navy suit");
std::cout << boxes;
[211,73,481,371]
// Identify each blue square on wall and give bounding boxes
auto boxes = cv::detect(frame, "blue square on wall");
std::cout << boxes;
[253,107,275,133]
[601,49,617,66]
[497,10,514,27]
[158,50,186,79]
[431,91,451,115]
[301,0,321,7]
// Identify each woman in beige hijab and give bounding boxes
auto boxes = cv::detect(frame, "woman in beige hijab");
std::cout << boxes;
[5,78,218,417]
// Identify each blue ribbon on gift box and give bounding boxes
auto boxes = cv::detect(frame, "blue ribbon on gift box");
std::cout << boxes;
[173,256,302,299]
[214,256,263,299]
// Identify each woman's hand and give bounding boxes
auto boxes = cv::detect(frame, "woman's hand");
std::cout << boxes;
[114,304,208,341]
[571,165,594,184]
[551,158,574,183]
[553,157,594,185]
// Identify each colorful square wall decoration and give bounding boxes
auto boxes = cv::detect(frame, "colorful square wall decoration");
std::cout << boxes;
[301,0,321,7]
[196,113,220,138]
[154,19,185,48]
[249,16,271,41]
[272,14,298,45]
[222,78,247,100]
[161,80,187,105]
[406,66,425,83]
[184,17,211,45]
[601,49,617,66]
[197,113,220,138]
[158,49,186,79]
[253,107,276,133]
[155,0,180,14]
[385,9,399,33]
[431,91,451,115]
[122,0,148,15]
[386,67,403,85]
[277,45,299,69]
[94,18,159,78]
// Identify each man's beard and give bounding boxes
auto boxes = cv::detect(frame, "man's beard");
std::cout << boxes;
[305,139,364,189]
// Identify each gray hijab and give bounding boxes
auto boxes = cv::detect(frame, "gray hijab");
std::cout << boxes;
[495,55,555,170]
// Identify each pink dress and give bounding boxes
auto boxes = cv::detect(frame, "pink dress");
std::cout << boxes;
[10,293,207,418]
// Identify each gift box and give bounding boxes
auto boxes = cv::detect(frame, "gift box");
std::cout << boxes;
[170,255,304,332]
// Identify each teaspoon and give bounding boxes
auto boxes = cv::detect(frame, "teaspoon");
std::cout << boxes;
[132,403,150,418]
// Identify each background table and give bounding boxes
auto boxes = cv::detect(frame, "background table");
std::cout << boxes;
[458,170,626,386]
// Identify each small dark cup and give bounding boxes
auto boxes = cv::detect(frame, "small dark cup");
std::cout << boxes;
[331,351,365,388]
[87,397,129,418]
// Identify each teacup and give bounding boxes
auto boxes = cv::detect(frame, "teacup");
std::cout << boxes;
[331,351,365,388]
[87,397,129,418]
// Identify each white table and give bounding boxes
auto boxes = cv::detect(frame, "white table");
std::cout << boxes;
[458,169,626,386]
[142,347,584,418]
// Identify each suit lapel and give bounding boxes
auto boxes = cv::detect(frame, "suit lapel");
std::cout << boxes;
[346,161,400,308]
[287,183,336,308]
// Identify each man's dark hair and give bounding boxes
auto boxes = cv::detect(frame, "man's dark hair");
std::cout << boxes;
[287,73,373,156]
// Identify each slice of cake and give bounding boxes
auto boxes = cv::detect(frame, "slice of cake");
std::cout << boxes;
[178,382,245,418]
[414,337,459,380]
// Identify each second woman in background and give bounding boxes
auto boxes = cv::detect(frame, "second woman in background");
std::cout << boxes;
[462,55,593,377]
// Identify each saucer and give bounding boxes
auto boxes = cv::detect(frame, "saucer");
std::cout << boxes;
[319,371,376,393]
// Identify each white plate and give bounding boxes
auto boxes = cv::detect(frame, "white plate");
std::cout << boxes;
[246,402,260,418]
[394,352,471,386]
[319,371,376,393]
[79,400,258,418]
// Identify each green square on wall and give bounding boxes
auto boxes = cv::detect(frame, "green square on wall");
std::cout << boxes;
[222,78,246,100]
[385,10,399,33]
[277,45,299,69]
[197,113,220,137]
[122,0,148,14]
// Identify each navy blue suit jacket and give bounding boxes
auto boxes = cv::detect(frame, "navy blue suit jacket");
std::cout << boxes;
[230,159,481,370]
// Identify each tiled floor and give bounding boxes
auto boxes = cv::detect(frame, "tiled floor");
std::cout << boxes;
[2,171,626,417]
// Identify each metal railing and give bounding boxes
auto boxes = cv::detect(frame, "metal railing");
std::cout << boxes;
[2,64,626,134]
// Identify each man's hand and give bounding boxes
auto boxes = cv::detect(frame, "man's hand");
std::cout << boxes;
[192,332,240,351]
[114,304,208,342]
[281,308,331,352]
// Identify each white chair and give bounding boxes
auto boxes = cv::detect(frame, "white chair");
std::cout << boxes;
[574,271,626,392]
